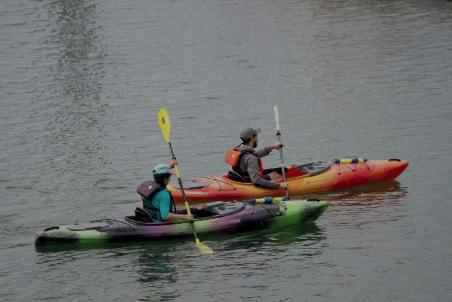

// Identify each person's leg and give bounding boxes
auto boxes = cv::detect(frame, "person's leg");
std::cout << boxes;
[262,165,298,181]
[267,172,283,181]
[262,169,284,181]
[262,167,284,175]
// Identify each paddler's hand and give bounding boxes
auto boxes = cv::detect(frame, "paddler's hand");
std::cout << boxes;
[270,142,284,150]
[185,214,194,221]
[286,163,297,170]
[168,159,177,169]
[279,182,288,189]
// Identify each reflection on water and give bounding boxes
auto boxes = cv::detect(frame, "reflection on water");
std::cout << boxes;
[39,0,107,177]
[136,247,176,283]
[134,246,181,302]
[309,181,409,228]
[303,181,407,206]
[216,222,325,254]
[35,238,179,254]
[132,223,327,301]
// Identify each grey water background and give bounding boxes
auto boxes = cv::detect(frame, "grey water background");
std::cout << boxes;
[1,0,452,301]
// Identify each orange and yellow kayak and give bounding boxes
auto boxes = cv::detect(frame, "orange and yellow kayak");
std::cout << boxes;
[168,158,409,203]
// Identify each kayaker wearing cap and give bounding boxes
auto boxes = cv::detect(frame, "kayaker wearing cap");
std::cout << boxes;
[225,127,288,190]
[137,160,194,222]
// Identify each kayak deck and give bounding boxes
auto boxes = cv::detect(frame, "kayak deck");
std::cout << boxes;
[168,159,409,203]
[35,200,328,246]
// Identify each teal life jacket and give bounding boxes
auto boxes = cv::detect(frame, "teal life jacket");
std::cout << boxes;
[137,181,176,221]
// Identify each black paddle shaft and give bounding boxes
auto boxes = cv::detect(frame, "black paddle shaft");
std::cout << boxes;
[167,142,199,240]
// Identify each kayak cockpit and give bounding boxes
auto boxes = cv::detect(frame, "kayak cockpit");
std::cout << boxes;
[225,161,331,182]
[297,161,330,176]
[126,202,247,224]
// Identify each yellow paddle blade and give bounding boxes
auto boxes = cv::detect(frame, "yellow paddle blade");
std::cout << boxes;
[195,239,214,255]
[157,108,171,143]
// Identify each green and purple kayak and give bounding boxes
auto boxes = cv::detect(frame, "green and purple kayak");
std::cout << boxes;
[35,199,328,246]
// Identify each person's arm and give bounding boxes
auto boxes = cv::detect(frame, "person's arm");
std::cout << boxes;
[256,142,284,158]
[244,155,280,190]
[156,191,193,221]
[166,212,193,222]
[256,146,273,158]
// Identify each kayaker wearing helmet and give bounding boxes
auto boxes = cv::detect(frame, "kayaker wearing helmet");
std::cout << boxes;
[225,127,289,190]
[137,160,194,222]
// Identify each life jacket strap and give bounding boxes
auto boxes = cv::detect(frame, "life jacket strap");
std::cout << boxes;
[225,146,264,176]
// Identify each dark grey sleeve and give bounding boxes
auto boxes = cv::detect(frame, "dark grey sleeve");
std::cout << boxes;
[256,146,273,158]
[243,155,280,190]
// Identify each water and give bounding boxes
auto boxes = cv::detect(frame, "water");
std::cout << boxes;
[1,0,452,301]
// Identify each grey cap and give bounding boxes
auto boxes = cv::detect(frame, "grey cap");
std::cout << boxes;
[240,127,261,141]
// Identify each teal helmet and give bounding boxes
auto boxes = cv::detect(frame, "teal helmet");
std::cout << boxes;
[152,164,171,177]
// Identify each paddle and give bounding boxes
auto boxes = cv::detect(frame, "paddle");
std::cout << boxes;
[273,105,289,200]
[157,108,214,255]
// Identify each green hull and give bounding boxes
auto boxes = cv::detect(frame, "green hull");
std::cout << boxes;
[35,200,328,248]
[268,199,328,229]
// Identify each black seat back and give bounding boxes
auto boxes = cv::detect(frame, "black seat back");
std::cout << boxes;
[135,207,153,222]
[227,170,249,183]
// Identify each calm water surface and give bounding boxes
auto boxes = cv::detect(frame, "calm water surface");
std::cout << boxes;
[1,0,452,301]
